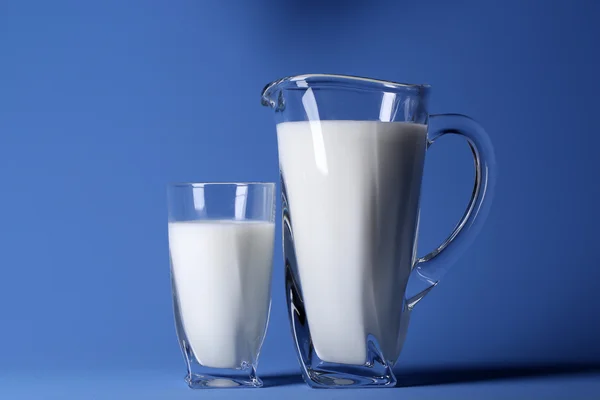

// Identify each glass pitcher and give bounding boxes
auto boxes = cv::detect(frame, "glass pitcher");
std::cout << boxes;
[261,74,496,388]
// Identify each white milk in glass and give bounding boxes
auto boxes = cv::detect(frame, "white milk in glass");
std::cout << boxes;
[277,120,427,365]
[168,220,275,369]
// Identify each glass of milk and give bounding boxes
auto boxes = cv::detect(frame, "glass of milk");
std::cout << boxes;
[167,182,276,389]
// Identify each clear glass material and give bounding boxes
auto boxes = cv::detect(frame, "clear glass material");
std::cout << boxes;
[261,74,496,388]
[167,182,276,389]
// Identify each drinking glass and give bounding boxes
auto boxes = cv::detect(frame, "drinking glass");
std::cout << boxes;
[167,182,276,388]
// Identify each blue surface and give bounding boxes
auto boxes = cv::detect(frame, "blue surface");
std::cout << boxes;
[1,370,599,399]
[1,0,599,398]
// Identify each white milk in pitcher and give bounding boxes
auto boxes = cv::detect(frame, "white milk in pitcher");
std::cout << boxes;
[277,120,427,365]
[168,220,275,369]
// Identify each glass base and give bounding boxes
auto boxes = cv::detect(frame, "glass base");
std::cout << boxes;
[185,371,262,389]
[179,337,262,389]
[172,286,264,389]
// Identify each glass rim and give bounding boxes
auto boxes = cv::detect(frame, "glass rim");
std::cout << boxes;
[167,181,276,188]
[290,73,430,88]
[262,73,430,107]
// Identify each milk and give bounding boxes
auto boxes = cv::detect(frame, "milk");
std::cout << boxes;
[168,220,275,369]
[277,120,427,365]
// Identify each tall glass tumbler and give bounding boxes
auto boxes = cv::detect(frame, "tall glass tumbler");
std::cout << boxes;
[167,182,276,388]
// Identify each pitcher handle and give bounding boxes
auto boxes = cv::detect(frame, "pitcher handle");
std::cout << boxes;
[405,114,497,309]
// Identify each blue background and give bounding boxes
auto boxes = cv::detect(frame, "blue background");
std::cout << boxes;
[1,0,599,398]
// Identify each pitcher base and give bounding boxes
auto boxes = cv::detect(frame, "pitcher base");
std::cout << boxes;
[303,363,396,388]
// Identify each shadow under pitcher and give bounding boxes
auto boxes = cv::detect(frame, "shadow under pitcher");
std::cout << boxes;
[261,74,496,388]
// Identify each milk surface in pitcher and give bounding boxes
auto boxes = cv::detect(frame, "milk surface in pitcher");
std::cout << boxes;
[277,120,427,365]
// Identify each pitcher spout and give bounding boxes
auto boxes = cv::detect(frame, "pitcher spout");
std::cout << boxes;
[261,77,289,111]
